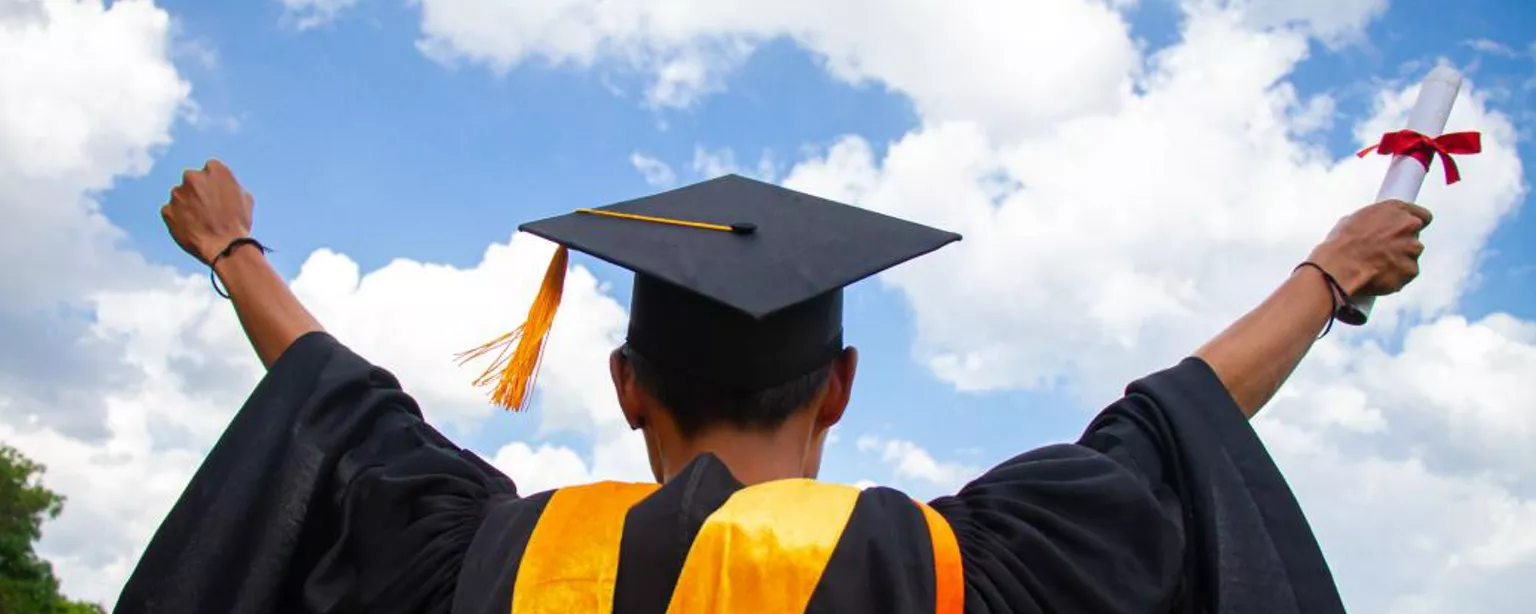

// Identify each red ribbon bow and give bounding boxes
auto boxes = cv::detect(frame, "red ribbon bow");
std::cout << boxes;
[1356,129,1482,185]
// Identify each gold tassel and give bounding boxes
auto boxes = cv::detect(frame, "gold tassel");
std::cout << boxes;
[457,245,569,411]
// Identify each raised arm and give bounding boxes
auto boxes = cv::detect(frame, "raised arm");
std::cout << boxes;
[1194,199,1432,417]
[161,159,323,368]
[934,201,1429,614]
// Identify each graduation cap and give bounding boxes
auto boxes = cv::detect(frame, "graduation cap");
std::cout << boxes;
[459,174,961,411]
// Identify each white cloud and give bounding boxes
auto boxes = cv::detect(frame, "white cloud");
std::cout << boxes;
[785,21,1523,403]
[629,151,677,187]
[286,238,630,435]
[1263,313,1536,487]
[1289,92,1337,135]
[0,0,192,603]
[171,36,218,70]
[0,0,192,435]
[490,428,653,495]
[407,0,1402,131]
[1466,38,1519,58]
[491,442,595,494]
[644,38,754,109]
[1256,320,1536,614]
[277,0,358,30]
[690,145,775,181]
[1248,428,1536,614]
[856,435,976,494]
[0,0,187,309]
[413,0,1141,138]
[1216,0,1388,46]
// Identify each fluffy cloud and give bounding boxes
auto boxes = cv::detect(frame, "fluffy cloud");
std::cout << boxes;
[1318,315,1536,478]
[1255,313,1536,612]
[785,17,1523,401]
[629,151,677,187]
[0,0,186,309]
[287,239,630,434]
[856,435,976,495]
[407,0,1410,131]
[0,0,192,446]
[0,0,193,602]
[1259,422,1536,614]
[413,0,1139,137]
[1217,0,1388,46]
[490,428,653,496]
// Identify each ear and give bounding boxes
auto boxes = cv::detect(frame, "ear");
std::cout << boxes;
[609,348,647,430]
[813,346,858,431]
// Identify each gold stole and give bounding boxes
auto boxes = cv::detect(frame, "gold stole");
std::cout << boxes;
[511,480,964,614]
[511,482,658,614]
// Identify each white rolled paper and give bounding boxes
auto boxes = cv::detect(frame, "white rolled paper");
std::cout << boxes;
[1340,66,1464,325]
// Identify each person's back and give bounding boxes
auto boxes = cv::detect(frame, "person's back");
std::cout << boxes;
[476,441,1180,614]
[118,162,1430,613]
[464,459,961,614]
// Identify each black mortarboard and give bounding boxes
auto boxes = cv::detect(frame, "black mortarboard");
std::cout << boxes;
[459,174,961,411]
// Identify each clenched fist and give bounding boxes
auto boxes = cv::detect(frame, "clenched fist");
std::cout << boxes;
[1308,199,1432,298]
[161,159,254,265]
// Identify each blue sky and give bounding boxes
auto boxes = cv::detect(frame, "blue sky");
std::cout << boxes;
[100,0,1534,486]
[4,0,1534,608]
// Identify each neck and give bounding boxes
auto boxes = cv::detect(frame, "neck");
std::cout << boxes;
[663,427,808,486]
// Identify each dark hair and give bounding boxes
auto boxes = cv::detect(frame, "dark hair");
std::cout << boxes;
[621,345,835,438]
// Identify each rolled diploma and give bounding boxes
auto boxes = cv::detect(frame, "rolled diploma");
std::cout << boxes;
[1338,66,1464,325]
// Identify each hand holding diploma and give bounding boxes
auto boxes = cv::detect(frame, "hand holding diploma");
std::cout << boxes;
[1339,66,1483,325]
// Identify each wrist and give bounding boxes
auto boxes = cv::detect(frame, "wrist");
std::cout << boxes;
[1291,263,1340,305]
[212,241,266,274]
[1291,261,1353,337]
[198,233,253,265]
[207,237,272,299]
[1305,245,1370,297]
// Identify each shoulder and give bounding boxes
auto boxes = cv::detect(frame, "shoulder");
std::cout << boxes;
[927,444,1184,613]
[271,330,351,372]
[1119,356,1239,421]
[929,442,1175,553]
[941,442,1145,503]
[255,331,408,404]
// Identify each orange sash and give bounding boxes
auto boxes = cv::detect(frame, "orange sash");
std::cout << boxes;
[510,482,658,614]
[511,481,965,614]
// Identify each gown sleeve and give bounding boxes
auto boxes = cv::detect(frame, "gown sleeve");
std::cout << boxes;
[114,332,516,614]
[931,357,1345,614]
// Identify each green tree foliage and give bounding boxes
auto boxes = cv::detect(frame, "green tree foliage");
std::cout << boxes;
[0,444,104,614]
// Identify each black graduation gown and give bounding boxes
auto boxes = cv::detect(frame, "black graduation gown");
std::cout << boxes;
[114,332,1344,614]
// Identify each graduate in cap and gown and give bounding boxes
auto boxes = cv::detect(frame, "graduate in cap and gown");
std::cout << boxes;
[118,159,1431,613]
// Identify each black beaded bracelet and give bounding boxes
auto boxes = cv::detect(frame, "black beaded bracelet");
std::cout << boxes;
[210,237,272,299]
[1293,261,1350,338]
